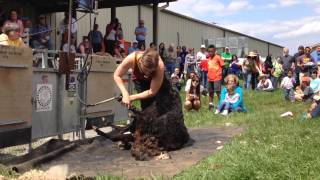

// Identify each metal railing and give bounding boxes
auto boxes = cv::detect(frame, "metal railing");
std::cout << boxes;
[32,49,85,70]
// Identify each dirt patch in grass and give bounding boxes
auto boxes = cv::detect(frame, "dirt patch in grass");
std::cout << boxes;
[36,126,243,179]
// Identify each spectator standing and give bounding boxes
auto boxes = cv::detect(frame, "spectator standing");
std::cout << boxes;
[176,46,182,57]
[116,23,123,41]
[135,20,147,49]
[221,47,232,80]
[87,24,103,53]
[281,48,295,75]
[263,55,273,77]
[272,57,283,89]
[293,46,305,86]
[297,46,316,81]
[22,18,32,46]
[252,51,263,89]
[242,52,258,90]
[184,48,196,75]
[230,55,241,77]
[179,46,188,78]
[3,10,24,36]
[30,15,52,49]
[165,44,176,76]
[58,12,77,49]
[158,42,168,62]
[128,40,139,54]
[196,45,208,90]
[104,18,119,56]
[207,45,224,111]
[311,46,320,63]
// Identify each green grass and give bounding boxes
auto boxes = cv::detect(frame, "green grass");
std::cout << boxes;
[3,89,320,179]
[175,90,320,180]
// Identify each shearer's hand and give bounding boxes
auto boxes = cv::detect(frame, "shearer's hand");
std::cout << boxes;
[121,93,131,109]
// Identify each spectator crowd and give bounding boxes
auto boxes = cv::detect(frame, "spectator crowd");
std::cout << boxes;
[1,9,320,118]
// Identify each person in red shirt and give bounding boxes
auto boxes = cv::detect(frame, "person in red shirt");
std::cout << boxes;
[207,45,224,111]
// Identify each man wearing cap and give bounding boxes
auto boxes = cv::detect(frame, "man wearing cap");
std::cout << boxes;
[196,45,208,92]
[242,52,260,89]
[221,47,233,82]
[128,40,139,54]
[30,15,52,49]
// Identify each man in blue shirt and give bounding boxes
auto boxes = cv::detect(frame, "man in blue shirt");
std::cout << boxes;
[135,20,147,50]
[88,24,103,53]
[311,46,320,64]
[30,15,52,49]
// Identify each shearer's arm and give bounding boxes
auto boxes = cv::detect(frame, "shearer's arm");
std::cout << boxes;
[130,58,165,101]
[114,53,135,108]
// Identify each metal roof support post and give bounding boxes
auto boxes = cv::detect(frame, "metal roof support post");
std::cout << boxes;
[111,7,116,20]
[153,2,159,46]
[138,5,141,22]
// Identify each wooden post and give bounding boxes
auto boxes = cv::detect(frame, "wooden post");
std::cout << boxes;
[111,7,116,20]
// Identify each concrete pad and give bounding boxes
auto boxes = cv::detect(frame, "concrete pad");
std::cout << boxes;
[39,127,243,179]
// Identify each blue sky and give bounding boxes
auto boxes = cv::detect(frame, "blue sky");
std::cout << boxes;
[165,0,320,54]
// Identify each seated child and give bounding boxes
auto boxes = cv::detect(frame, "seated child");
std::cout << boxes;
[256,74,274,92]
[294,76,314,102]
[171,67,182,91]
[185,75,201,111]
[215,83,240,115]
[310,70,320,94]
[280,69,295,102]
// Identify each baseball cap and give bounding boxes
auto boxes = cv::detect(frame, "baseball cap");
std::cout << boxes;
[200,45,206,49]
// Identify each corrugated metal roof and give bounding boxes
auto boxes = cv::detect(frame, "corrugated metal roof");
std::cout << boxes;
[4,0,177,13]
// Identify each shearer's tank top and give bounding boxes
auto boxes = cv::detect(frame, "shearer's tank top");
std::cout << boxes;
[132,51,152,82]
